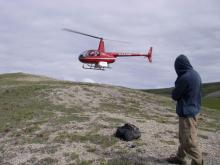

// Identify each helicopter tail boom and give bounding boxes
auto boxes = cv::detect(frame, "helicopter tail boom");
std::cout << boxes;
[112,47,153,63]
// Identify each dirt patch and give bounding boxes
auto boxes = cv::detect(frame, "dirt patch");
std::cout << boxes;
[0,77,219,165]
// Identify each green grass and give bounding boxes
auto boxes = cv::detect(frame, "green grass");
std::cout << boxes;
[0,73,82,133]
[0,72,219,164]
[198,106,220,131]
[202,82,220,96]
[143,87,172,97]
[1,72,219,133]
[143,82,220,97]
[99,115,125,125]
[54,131,117,148]
[23,124,41,134]
[31,130,51,144]
[64,152,79,161]
[144,82,220,110]
[52,114,90,125]
[143,82,220,129]
[202,97,220,110]
[85,145,97,153]
[76,160,94,165]
[35,157,58,165]
[0,85,55,132]
[105,159,133,165]
[0,73,89,133]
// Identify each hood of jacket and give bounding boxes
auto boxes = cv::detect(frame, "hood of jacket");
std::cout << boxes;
[174,54,193,76]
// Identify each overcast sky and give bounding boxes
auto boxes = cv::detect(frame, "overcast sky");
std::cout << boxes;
[0,0,220,89]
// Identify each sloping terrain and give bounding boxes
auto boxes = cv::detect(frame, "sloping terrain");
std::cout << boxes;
[0,73,219,165]
[144,82,220,111]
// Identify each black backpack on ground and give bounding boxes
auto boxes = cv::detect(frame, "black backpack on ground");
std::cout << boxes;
[115,123,141,141]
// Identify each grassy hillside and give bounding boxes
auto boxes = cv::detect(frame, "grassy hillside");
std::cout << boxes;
[144,82,220,97]
[0,73,219,165]
[143,88,172,97]
[144,82,220,111]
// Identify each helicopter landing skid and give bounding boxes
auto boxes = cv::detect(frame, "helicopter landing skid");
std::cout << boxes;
[82,64,111,71]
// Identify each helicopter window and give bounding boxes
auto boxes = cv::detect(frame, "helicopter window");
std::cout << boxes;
[94,51,100,56]
[80,50,100,57]
[89,50,100,56]
[80,51,89,57]
[90,51,95,56]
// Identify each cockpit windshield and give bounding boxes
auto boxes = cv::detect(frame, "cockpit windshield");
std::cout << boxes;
[79,51,89,57]
[79,50,100,58]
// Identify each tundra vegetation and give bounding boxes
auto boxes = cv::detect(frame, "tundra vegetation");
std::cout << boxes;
[0,73,219,165]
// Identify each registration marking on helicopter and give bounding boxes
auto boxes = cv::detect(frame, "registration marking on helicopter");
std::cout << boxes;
[118,53,132,55]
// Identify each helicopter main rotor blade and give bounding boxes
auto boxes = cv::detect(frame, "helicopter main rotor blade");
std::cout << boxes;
[63,28,131,44]
[104,38,131,44]
[62,28,102,40]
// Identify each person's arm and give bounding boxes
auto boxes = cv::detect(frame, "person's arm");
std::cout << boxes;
[172,76,188,101]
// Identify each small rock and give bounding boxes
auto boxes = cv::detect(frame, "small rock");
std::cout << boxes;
[127,143,136,148]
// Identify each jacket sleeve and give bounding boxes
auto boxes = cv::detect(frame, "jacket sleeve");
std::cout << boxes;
[172,76,188,101]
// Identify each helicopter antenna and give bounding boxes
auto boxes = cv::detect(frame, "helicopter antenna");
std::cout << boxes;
[62,28,131,44]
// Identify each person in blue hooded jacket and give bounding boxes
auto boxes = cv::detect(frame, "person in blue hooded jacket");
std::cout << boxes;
[167,55,203,165]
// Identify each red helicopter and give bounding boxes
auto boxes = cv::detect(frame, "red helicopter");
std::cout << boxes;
[63,28,153,70]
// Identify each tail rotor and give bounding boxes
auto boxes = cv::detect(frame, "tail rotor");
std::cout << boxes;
[147,47,153,63]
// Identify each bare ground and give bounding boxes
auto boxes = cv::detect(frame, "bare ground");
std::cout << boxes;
[0,82,219,165]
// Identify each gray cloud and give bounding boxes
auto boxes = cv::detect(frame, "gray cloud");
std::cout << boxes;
[0,0,220,88]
